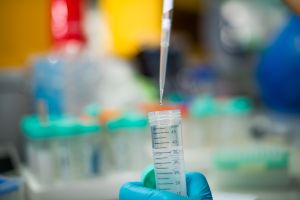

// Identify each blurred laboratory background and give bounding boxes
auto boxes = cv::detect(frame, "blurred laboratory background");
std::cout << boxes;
[1,0,300,199]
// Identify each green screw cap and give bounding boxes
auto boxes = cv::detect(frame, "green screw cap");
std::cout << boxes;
[189,95,216,118]
[53,118,79,137]
[217,97,252,115]
[21,116,57,139]
[107,112,148,132]
[78,121,101,134]
[141,165,156,189]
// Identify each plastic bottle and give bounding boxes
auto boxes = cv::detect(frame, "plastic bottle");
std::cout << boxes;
[106,112,151,172]
[187,95,217,148]
[21,116,55,185]
[77,120,103,177]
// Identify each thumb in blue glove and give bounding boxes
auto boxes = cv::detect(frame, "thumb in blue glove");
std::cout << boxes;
[119,172,212,200]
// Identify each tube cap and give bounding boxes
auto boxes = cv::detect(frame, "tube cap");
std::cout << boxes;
[107,112,147,132]
[189,95,216,118]
[78,121,101,134]
[141,165,156,189]
[21,116,55,139]
[217,97,252,115]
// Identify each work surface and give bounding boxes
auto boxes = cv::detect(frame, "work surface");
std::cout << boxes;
[24,146,300,200]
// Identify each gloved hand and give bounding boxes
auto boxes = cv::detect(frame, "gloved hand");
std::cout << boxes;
[119,172,212,200]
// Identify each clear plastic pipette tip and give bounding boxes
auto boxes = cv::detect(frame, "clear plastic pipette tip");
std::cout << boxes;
[160,88,164,105]
[159,28,170,105]
[159,0,173,105]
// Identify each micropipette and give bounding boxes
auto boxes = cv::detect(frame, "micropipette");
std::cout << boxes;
[160,0,174,105]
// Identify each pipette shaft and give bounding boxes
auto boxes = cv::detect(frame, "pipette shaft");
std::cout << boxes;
[160,0,173,105]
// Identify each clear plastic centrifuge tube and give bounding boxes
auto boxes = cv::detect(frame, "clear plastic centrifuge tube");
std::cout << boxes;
[148,110,187,196]
[159,0,174,105]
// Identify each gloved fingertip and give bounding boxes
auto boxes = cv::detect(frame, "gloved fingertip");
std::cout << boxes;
[119,182,145,200]
[186,172,207,184]
[186,172,212,200]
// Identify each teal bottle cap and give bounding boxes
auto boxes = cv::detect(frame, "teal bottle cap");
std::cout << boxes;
[52,118,79,137]
[78,120,102,134]
[107,112,148,132]
[21,115,102,139]
[21,116,55,139]
[167,92,185,103]
[189,95,216,118]
[141,165,156,189]
[217,97,252,115]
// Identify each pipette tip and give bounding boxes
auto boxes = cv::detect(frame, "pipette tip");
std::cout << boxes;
[160,89,164,105]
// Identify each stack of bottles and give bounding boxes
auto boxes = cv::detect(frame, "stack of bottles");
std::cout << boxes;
[21,116,103,185]
[187,95,217,148]
[30,95,251,180]
[213,146,290,189]
[106,112,151,172]
[185,95,253,149]
[83,104,188,173]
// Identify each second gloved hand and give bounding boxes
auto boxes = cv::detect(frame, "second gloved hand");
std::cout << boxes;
[119,172,212,200]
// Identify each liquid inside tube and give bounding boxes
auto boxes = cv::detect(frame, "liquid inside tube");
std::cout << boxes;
[148,110,187,196]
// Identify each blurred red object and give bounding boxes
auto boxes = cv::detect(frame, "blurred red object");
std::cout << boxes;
[51,0,86,47]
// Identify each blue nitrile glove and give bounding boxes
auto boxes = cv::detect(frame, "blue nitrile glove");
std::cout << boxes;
[119,172,212,200]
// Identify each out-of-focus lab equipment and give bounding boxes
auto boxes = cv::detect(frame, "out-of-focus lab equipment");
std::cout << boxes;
[0,177,24,200]
[106,112,151,172]
[1,0,300,200]
[21,115,103,185]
